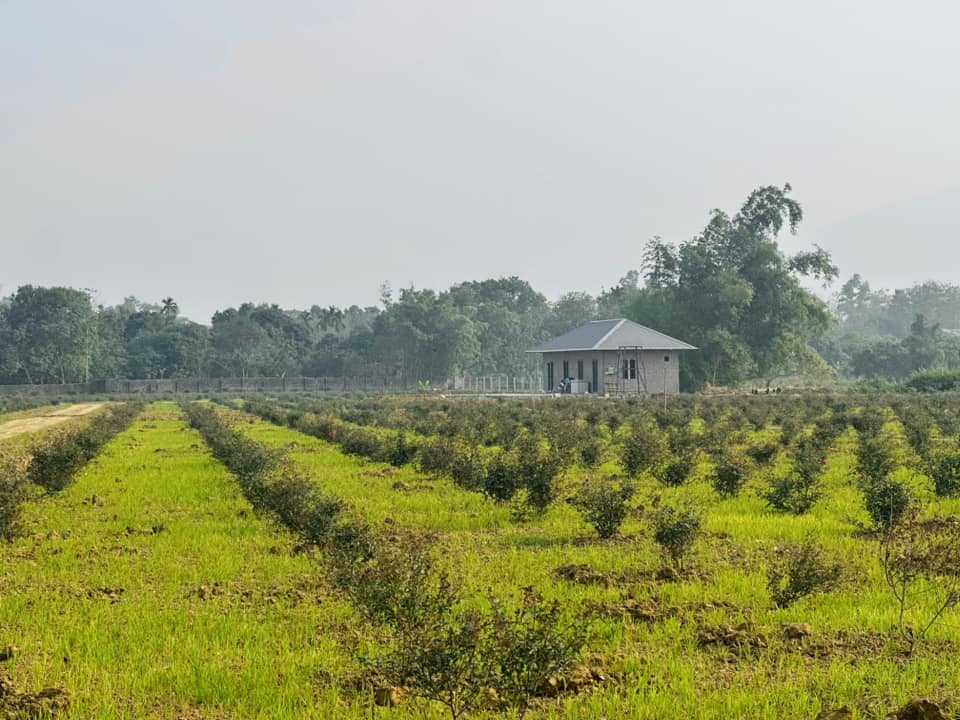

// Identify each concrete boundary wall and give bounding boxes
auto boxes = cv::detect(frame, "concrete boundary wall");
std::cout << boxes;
[0,375,542,397]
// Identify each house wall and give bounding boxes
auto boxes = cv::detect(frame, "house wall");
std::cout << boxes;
[542,350,681,394]
[542,351,603,393]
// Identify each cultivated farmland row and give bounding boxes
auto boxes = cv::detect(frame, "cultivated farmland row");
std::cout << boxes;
[1,398,959,718]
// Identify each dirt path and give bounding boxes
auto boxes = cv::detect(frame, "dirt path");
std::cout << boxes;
[0,403,107,441]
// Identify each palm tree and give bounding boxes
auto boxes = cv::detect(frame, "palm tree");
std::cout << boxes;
[160,297,179,320]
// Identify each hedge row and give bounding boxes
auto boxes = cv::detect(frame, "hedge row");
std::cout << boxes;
[181,402,344,547]
[1,403,143,539]
[903,369,960,393]
[242,400,565,510]
[186,401,583,719]
[0,456,29,540]
[28,403,144,493]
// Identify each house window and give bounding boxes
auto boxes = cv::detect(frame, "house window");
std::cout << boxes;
[562,360,569,379]
[622,362,628,379]
[577,360,584,380]
[664,355,670,362]
[546,362,554,392]
[629,359,637,379]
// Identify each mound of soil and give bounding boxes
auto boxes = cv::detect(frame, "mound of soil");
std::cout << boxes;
[698,622,768,651]
[553,563,616,587]
[887,698,950,720]
[536,664,615,697]
[85,587,124,603]
[816,708,852,720]
[582,597,670,623]
[0,673,69,719]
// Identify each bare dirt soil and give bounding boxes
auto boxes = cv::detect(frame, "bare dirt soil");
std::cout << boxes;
[0,404,106,441]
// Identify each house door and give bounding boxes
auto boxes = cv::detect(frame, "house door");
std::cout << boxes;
[592,359,599,394]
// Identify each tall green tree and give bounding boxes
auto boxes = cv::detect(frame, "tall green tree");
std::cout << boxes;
[209,304,310,377]
[373,287,480,382]
[445,278,548,375]
[0,286,97,383]
[627,185,838,389]
[159,297,179,320]
[545,292,598,338]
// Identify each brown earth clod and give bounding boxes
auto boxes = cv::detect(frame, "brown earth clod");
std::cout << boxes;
[373,687,403,707]
[582,597,667,623]
[553,563,615,587]
[86,587,124,603]
[0,672,70,718]
[698,623,768,651]
[536,665,614,698]
[816,708,853,720]
[886,699,950,720]
[783,622,813,641]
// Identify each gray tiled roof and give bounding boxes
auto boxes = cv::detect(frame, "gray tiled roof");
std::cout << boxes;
[528,319,696,353]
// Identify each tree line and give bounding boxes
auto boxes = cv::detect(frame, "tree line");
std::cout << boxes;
[2,184,956,389]
[819,277,960,381]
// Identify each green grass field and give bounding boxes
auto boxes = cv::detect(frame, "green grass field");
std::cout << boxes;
[0,404,369,718]
[2,399,959,719]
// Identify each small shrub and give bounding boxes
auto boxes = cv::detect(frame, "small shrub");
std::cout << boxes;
[449,444,487,493]
[29,404,143,492]
[764,434,825,514]
[28,432,85,492]
[860,472,913,533]
[745,438,779,465]
[712,456,748,497]
[0,458,29,540]
[654,454,694,487]
[792,434,829,485]
[903,368,960,392]
[852,407,888,438]
[508,489,537,524]
[653,506,702,570]
[857,434,898,485]
[418,437,456,475]
[323,519,377,590]
[339,533,457,628]
[512,432,562,513]
[579,440,602,469]
[384,432,418,467]
[926,447,960,498]
[571,477,635,539]
[667,426,698,456]
[339,427,385,460]
[487,588,585,716]
[621,423,667,477]
[767,536,842,607]
[483,451,518,502]
[363,546,585,720]
[266,472,344,546]
[224,435,280,485]
[764,474,820,515]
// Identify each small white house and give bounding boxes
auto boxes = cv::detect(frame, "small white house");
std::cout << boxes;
[528,318,696,395]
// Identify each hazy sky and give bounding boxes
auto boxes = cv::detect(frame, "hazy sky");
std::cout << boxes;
[3,1,960,322]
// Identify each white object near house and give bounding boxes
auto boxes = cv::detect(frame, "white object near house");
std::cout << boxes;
[528,318,696,396]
